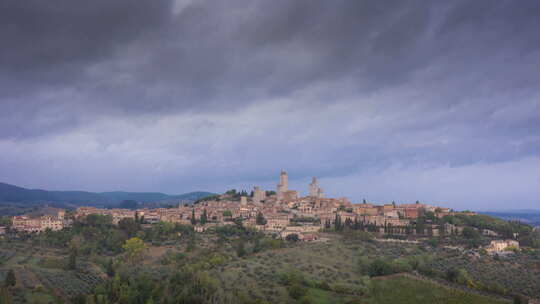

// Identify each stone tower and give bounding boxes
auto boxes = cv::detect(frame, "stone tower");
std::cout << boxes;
[309,177,324,198]
[277,170,289,201]
[253,186,266,204]
[309,177,318,197]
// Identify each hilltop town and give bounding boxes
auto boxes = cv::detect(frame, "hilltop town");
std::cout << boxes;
[0,171,539,304]
[10,171,522,254]
[14,171,461,235]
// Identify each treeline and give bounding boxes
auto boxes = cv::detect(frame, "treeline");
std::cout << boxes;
[25,214,195,255]
[324,211,539,248]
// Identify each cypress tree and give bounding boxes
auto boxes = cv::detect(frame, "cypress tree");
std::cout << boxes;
[106,259,115,278]
[191,209,197,225]
[68,248,77,270]
[236,240,246,257]
[256,212,266,225]
[200,209,208,225]
[4,270,15,287]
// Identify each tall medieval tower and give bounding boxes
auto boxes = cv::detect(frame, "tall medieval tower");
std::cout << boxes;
[309,177,324,198]
[277,170,288,201]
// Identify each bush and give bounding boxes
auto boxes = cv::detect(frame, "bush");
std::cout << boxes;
[278,270,305,286]
[367,259,393,277]
[391,259,412,273]
[315,280,331,290]
[285,234,300,242]
[426,238,439,248]
[287,283,307,300]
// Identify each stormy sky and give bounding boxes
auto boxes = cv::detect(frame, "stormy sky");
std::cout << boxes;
[1,0,539,210]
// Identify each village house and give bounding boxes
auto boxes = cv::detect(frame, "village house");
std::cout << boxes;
[12,209,68,233]
[486,240,520,253]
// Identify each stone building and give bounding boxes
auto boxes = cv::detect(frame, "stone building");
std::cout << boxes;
[253,186,266,204]
[309,177,324,198]
[12,208,67,233]
[277,170,289,201]
[486,240,519,253]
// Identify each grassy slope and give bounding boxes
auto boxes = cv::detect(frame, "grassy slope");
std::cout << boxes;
[366,276,509,304]
[210,236,510,303]
[0,234,516,304]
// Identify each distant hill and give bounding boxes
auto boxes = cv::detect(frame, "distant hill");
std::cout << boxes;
[480,210,540,227]
[0,182,215,207]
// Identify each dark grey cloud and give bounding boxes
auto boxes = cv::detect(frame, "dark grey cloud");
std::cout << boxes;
[0,0,539,209]
[0,0,172,71]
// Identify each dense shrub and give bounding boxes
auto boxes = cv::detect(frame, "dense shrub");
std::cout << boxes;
[287,283,307,300]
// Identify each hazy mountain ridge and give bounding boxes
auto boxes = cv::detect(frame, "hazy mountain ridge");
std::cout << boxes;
[480,210,540,227]
[0,182,214,206]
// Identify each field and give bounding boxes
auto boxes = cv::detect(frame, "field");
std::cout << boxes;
[427,249,540,298]
[204,235,514,303]
[0,243,105,303]
[1,232,537,303]
[366,275,509,304]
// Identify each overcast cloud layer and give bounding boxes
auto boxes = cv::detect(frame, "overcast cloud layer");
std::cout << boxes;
[1,0,539,210]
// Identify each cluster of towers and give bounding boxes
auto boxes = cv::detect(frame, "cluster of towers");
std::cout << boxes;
[275,171,324,202]
[249,171,325,204]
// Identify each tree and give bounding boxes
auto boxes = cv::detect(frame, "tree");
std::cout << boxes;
[287,283,307,300]
[334,214,342,231]
[256,212,267,225]
[463,227,480,239]
[236,240,246,257]
[324,219,331,230]
[122,237,147,264]
[68,247,77,270]
[200,209,208,225]
[222,210,232,217]
[233,217,243,228]
[253,238,262,253]
[187,233,196,252]
[446,268,460,283]
[286,234,300,242]
[367,259,393,277]
[85,214,113,227]
[118,218,139,238]
[426,238,439,248]
[416,218,426,235]
[106,259,115,278]
[191,209,197,225]
[72,294,87,304]
[4,270,15,287]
